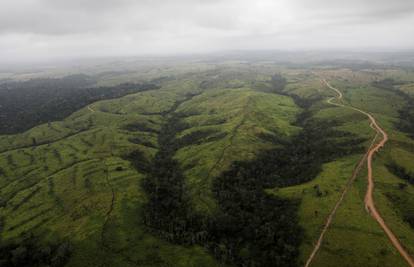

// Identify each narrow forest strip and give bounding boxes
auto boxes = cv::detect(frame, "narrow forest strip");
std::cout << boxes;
[138,92,205,243]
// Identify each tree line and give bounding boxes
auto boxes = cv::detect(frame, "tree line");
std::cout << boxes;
[0,234,71,267]
[0,74,160,134]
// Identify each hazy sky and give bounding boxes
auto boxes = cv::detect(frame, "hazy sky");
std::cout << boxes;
[1,0,414,63]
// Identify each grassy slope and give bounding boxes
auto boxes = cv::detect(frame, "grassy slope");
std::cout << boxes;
[175,87,300,212]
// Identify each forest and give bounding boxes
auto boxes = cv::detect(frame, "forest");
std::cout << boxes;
[0,234,71,267]
[0,75,159,134]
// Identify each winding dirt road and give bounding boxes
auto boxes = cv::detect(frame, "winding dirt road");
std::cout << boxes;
[305,78,414,267]
[304,79,378,267]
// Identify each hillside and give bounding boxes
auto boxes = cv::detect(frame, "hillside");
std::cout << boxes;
[1,62,414,267]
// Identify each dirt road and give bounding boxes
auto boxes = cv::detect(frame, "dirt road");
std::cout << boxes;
[304,79,378,267]
[305,79,414,267]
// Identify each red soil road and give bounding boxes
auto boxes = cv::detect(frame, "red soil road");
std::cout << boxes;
[306,79,414,267]
[304,80,378,267]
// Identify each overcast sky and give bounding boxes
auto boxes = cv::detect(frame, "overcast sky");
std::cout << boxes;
[1,0,414,63]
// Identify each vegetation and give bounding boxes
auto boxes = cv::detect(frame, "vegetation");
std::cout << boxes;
[384,161,414,228]
[385,191,414,229]
[386,162,414,185]
[255,73,287,94]
[0,235,71,267]
[141,97,202,244]
[372,78,414,138]
[0,75,159,134]
[133,93,304,266]
[1,62,414,267]
[124,76,366,266]
[209,161,301,266]
[273,69,414,267]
